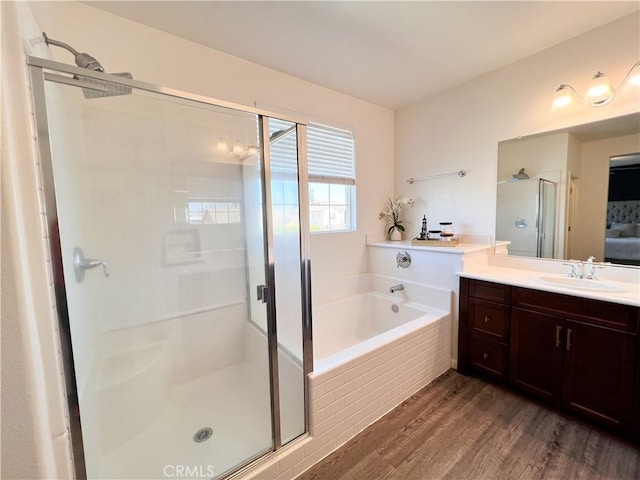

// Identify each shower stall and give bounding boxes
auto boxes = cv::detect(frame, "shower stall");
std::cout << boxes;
[28,56,311,479]
[496,178,557,258]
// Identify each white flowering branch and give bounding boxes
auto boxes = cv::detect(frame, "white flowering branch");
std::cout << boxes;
[379,196,414,234]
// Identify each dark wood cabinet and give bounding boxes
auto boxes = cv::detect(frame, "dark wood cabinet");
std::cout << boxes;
[562,319,636,430]
[510,307,563,402]
[458,277,640,440]
[459,279,511,380]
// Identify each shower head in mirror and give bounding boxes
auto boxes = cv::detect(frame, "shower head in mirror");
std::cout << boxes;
[512,168,530,181]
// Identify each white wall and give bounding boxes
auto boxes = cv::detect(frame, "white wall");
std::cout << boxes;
[1,2,75,478]
[395,12,640,242]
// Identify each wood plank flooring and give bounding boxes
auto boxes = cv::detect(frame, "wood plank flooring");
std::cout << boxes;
[298,370,640,480]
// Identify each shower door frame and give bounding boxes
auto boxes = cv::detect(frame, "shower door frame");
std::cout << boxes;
[27,56,313,478]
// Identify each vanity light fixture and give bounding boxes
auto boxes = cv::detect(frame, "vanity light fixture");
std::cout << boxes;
[215,137,258,161]
[551,60,640,110]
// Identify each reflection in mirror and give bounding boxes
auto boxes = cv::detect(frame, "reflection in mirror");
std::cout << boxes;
[605,153,640,265]
[496,112,640,266]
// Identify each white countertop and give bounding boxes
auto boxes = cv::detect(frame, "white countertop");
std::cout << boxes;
[458,265,640,307]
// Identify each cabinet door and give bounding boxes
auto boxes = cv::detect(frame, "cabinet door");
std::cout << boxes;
[562,320,636,432]
[510,308,563,402]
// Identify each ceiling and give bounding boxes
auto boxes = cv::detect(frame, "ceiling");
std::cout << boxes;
[86,1,639,109]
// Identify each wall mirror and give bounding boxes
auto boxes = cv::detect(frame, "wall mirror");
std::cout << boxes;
[496,112,640,266]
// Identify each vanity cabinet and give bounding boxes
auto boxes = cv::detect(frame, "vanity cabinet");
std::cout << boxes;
[459,277,640,439]
[460,280,511,380]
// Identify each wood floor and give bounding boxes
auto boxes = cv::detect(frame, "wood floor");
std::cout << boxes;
[298,370,640,480]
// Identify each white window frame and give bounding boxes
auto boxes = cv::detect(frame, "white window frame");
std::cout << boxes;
[268,117,356,233]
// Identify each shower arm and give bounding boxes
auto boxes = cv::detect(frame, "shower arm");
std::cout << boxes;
[43,32,79,56]
[42,32,105,72]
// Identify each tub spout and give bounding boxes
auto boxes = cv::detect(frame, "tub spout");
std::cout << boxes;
[390,284,405,293]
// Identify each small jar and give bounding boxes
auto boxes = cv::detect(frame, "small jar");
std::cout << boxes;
[427,230,441,240]
[439,222,454,241]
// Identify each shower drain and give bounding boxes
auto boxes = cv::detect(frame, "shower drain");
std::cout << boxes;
[193,427,213,443]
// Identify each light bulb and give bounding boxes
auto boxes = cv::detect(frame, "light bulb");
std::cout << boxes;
[231,141,244,158]
[216,138,228,152]
[626,62,640,87]
[585,71,614,106]
[551,85,575,110]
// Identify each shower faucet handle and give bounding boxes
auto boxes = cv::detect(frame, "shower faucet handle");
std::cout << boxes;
[396,251,411,268]
[74,247,109,283]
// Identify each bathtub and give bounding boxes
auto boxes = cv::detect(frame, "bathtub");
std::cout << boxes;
[313,292,448,373]
[308,274,451,454]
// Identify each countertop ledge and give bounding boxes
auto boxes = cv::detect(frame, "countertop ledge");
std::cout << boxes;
[368,240,492,255]
[458,266,640,307]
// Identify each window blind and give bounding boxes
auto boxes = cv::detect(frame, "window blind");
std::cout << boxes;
[186,175,241,201]
[269,119,355,185]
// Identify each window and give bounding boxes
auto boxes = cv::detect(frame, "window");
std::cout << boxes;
[185,174,241,225]
[187,201,241,225]
[270,119,356,233]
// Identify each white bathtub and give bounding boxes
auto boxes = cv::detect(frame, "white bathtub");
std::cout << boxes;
[308,274,451,463]
[313,292,448,373]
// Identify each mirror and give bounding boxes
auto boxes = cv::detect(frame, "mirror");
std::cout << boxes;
[496,112,640,266]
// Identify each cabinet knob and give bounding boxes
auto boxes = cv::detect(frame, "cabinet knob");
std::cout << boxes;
[484,316,490,323]
[483,352,489,360]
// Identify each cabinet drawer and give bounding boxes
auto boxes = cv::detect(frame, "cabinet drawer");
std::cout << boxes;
[512,287,639,333]
[469,279,511,304]
[470,299,510,341]
[470,336,508,380]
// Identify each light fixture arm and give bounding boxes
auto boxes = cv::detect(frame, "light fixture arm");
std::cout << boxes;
[557,83,583,100]
[616,60,640,89]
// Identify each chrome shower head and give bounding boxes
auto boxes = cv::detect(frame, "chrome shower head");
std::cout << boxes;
[512,168,530,180]
[43,32,105,72]
[42,33,133,99]
[78,72,134,99]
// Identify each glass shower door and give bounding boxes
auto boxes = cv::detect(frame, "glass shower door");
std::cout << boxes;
[39,78,275,479]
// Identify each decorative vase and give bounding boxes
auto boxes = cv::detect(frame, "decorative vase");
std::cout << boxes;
[390,229,402,241]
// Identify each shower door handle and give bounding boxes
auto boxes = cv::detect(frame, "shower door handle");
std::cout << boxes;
[256,285,269,304]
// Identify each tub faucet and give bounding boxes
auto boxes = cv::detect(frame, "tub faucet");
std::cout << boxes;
[389,284,405,293]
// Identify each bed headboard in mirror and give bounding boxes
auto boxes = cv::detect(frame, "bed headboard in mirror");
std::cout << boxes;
[496,112,640,266]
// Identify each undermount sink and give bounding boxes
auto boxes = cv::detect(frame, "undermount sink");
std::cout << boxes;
[533,275,627,293]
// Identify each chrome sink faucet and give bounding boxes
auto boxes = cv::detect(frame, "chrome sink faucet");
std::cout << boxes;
[584,256,600,280]
[564,256,599,279]
[389,284,405,293]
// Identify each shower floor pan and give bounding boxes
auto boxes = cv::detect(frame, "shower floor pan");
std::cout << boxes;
[95,361,272,479]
